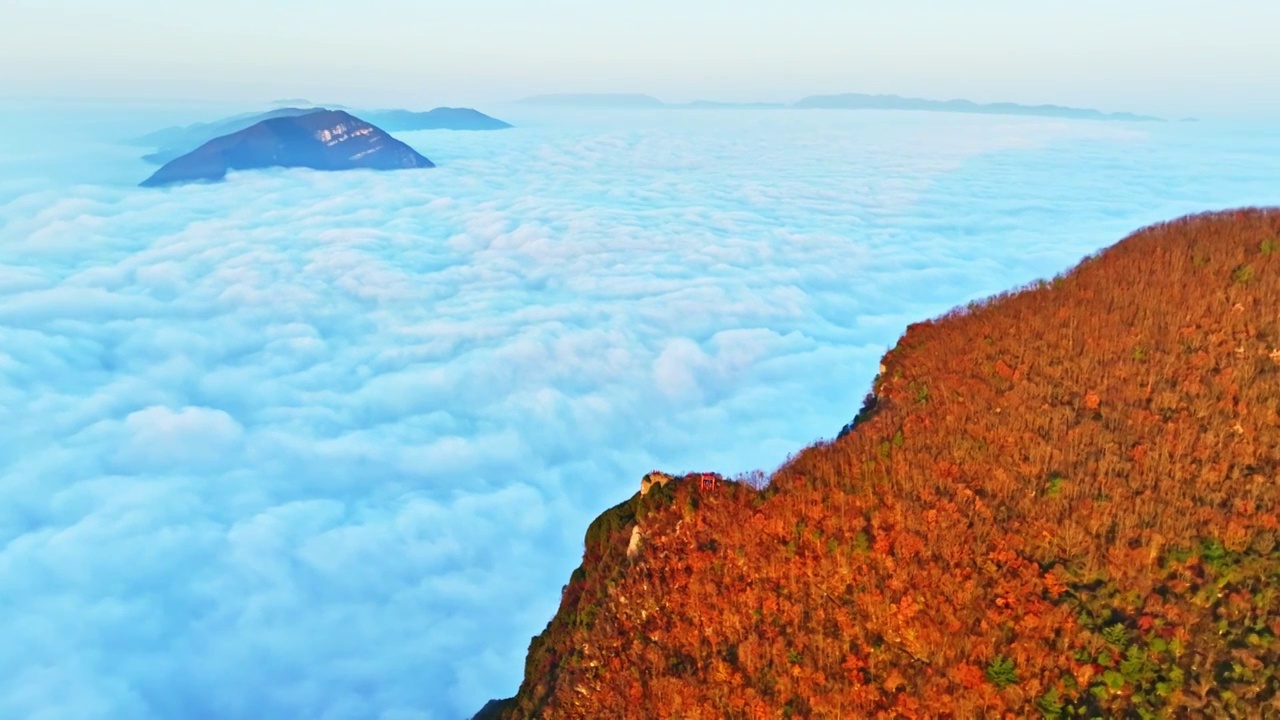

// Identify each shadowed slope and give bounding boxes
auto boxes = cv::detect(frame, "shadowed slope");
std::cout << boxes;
[484,209,1280,718]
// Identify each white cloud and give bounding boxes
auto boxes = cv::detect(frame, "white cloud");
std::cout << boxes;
[2,105,1279,719]
[114,405,245,473]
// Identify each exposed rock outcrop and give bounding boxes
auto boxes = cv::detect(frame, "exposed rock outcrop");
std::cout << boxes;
[639,470,674,495]
[625,526,642,559]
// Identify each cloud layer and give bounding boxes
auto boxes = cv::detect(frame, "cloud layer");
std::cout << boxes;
[2,104,1279,719]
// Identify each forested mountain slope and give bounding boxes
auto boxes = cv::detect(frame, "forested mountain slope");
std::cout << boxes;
[486,209,1280,718]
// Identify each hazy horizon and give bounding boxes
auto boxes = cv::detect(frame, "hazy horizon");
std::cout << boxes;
[0,87,1264,125]
[4,0,1279,120]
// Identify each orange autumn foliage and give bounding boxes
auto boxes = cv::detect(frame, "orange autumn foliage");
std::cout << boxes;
[482,209,1280,719]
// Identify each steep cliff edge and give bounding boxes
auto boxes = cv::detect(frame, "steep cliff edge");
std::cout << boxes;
[483,209,1280,717]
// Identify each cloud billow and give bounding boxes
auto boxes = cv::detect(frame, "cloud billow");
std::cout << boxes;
[2,107,1279,719]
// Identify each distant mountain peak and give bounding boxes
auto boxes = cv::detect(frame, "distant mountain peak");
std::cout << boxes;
[133,105,511,166]
[140,109,433,187]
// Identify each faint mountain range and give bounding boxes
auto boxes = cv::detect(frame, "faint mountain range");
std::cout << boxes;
[794,92,1161,121]
[139,109,433,188]
[518,93,666,108]
[132,105,511,165]
[515,91,1166,121]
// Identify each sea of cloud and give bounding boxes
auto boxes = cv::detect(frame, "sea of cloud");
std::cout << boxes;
[1,101,1278,719]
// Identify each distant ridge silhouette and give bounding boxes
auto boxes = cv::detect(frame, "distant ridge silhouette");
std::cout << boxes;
[514,91,1165,120]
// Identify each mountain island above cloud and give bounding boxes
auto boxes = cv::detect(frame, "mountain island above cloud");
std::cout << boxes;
[517,91,1164,121]
[477,209,1280,717]
[139,109,433,188]
[132,105,511,165]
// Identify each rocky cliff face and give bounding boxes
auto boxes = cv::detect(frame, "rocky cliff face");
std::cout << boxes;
[140,110,433,187]
[479,209,1280,718]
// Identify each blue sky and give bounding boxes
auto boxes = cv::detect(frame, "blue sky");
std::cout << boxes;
[3,0,1277,117]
